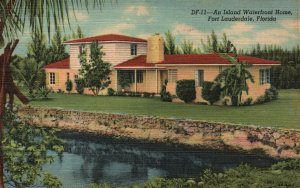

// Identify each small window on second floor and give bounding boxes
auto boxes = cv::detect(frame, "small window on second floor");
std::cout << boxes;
[130,44,137,56]
[74,75,79,80]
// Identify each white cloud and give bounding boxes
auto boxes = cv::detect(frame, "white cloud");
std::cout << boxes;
[280,19,300,30]
[95,23,135,35]
[125,5,150,16]
[69,10,89,21]
[222,22,255,36]
[254,28,298,45]
[172,23,208,44]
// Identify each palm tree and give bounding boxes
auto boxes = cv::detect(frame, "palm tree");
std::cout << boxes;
[0,1,107,187]
[213,51,254,106]
[10,58,44,98]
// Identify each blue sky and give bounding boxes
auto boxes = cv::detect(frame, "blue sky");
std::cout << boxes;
[12,0,300,55]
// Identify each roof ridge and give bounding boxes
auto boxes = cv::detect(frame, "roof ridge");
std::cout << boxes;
[64,34,147,44]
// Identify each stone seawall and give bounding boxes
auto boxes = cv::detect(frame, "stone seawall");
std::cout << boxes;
[18,106,300,158]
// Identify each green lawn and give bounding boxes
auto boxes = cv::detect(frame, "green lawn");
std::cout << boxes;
[29,90,300,129]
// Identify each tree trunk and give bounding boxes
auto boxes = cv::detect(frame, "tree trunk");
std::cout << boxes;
[0,41,29,188]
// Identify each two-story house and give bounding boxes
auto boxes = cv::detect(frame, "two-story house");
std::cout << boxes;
[44,33,280,103]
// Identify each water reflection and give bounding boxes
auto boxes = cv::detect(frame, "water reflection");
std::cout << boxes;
[45,132,278,187]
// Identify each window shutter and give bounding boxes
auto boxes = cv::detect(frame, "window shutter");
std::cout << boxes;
[195,70,199,86]
[56,72,59,85]
[46,73,50,85]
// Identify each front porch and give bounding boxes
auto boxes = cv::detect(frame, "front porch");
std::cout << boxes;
[114,69,167,94]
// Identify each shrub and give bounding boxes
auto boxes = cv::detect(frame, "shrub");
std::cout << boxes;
[37,86,51,99]
[176,80,196,103]
[222,98,229,106]
[255,96,266,104]
[75,78,85,94]
[65,80,73,94]
[115,91,125,96]
[201,81,221,105]
[143,92,151,98]
[269,86,278,100]
[57,89,64,94]
[264,89,273,102]
[107,88,115,96]
[160,79,172,102]
[134,92,142,97]
[242,97,253,106]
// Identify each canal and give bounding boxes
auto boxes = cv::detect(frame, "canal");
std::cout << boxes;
[44,132,278,187]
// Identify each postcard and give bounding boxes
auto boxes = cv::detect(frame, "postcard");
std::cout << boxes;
[0,0,300,187]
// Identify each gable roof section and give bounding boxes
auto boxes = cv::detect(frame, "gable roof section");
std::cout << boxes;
[64,34,147,44]
[44,58,70,69]
[115,54,280,68]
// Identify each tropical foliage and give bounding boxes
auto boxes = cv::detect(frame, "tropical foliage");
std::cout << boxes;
[180,40,201,54]
[65,80,73,94]
[1,1,106,187]
[118,72,131,91]
[214,47,254,106]
[87,159,300,188]
[164,30,200,55]
[201,81,221,105]
[1,109,64,188]
[75,78,85,95]
[201,31,234,53]
[79,41,111,96]
[10,58,44,99]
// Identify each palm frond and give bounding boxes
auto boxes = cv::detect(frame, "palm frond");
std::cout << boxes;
[1,0,108,40]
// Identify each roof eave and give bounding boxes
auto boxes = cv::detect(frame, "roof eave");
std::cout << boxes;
[64,41,147,45]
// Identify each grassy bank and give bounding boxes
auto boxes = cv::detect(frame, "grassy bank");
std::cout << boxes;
[29,89,300,129]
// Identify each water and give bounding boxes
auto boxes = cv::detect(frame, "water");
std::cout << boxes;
[44,132,278,188]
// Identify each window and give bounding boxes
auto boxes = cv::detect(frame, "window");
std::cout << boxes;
[79,44,86,54]
[50,72,56,84]
[74,75,79,80]
[130,43,137,56]
[219,66,223,73]
[168,69,177,83]
[195,70,204,87]
[137,70,143,83]
[67,73,70,81]
[118,70,135,83]
[260,69,271,85]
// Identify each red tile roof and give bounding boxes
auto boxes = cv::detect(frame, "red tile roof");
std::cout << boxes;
[64,34,147,44]
[115,54,280,68]
[44,58,70,69]
[114,55,156,68]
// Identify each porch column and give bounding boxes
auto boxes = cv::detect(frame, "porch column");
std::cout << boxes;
[134,69,137,93]
[155,69,158,94]
[115,70,118,91]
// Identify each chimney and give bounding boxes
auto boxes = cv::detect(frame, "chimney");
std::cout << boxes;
[146,33,164,63]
